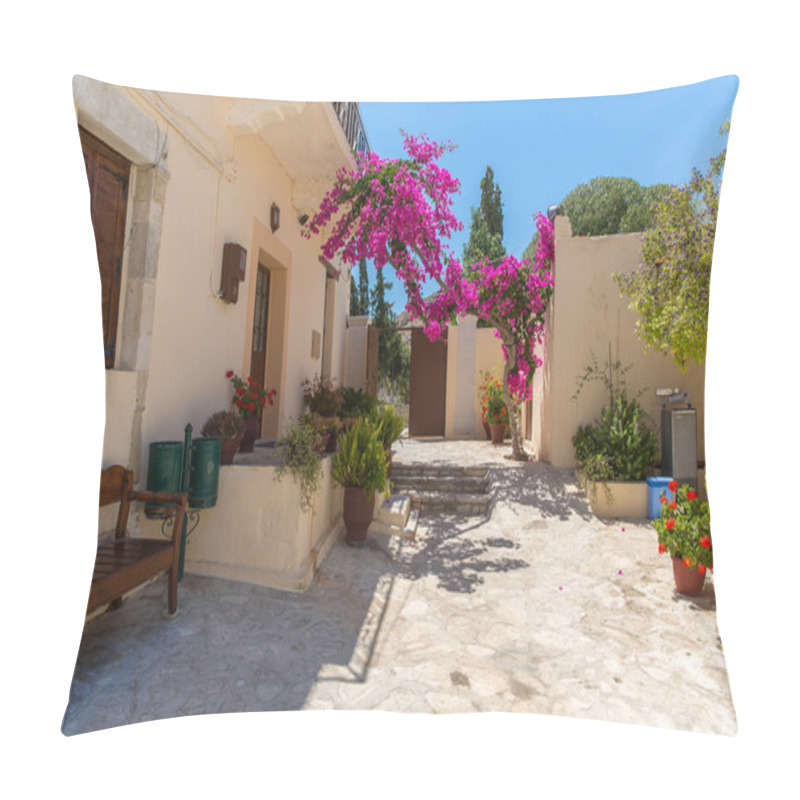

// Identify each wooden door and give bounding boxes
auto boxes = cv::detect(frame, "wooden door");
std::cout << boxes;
[250,264,271,392]
[408,327,448,437]
[79,127,130,368]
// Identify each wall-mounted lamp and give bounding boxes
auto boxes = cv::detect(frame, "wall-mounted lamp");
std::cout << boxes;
[220,243,247,304]
[270,202,280,233]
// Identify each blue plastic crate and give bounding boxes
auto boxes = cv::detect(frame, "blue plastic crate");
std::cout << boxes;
[647,476,675,520]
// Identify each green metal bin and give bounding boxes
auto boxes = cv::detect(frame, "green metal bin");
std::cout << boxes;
[145,440,184,518]
[189,437,221,509]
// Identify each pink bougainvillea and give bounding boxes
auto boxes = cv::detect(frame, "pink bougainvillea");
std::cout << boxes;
[303,132,554,459]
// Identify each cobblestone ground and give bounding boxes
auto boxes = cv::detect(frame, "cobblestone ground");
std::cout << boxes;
[62,438,736,736]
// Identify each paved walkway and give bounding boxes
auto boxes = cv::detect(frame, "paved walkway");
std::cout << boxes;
[62,438,736,736]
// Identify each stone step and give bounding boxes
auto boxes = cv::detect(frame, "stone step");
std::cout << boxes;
[391,464,490,479]
[391,474,491,495]
[369,493,418,540]
[375,493,411,528]
[408,490,493,516]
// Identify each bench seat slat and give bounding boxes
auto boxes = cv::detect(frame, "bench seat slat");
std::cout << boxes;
[88,466,186,616]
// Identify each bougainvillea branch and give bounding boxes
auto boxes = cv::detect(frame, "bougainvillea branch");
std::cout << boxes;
[303,132,554,460]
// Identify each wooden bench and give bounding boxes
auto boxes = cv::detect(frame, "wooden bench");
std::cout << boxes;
[89,465,188,617]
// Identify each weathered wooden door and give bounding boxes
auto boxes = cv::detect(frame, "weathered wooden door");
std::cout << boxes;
[79,127,130,368]
[408,327,448,437]
[250,263,271,394]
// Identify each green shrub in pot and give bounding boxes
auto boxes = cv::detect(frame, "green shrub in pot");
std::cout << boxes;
[572,352,658,482]
[201,409,245,440]
[370,404,406,448]
[331,417,389,498]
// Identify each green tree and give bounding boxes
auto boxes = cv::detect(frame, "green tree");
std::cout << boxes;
[371,265,411,403]
[462,166,506,267]
[561,176,670,236]
[349,275,360,316]
[613,124,729,369]
[350,258,370,316]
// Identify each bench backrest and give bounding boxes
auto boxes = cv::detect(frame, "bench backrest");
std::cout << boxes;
[100,465,135,539]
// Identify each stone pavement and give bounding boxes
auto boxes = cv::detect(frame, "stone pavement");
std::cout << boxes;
[62,438,736,736]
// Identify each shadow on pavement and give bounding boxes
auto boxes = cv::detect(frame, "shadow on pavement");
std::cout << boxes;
[62,537,394,734]
[389,512,529,594]
[489,459,595,522]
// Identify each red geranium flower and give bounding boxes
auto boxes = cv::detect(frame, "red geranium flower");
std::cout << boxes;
[666,519,675,530]
[683,557,692,568]
[698,563,707,576]
[668,480,678,492]
[236,386,244,396]
[687,490,698,501]
[668,500,677,510]
[226,370,234,379]
[660,497,667,504]
[658,543,666,554]
[699,536,711,549]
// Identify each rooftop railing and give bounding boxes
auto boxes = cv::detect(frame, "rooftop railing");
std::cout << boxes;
[332,102,370,155]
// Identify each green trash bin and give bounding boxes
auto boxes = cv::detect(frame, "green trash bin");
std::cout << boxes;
[189,437,221,509]
[145,440,184,518]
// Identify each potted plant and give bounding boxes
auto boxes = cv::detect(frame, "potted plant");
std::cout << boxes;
[303,375,344,450]
[338,386,379,438]
[483,379,509,445]
[370,404,406,474]
[275,416,323,512]
[226,370,277,453]
[303,375,342,418]
[652,481,712,596]
[201,409,246,465]
[331,417,389,545]
[571,354,658,516]
[340,386,378,419]
[479,371,499,440]
[303,412,342,455]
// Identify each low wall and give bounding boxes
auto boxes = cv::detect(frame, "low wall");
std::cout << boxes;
[142,456,344,592]
[534,217,706,469]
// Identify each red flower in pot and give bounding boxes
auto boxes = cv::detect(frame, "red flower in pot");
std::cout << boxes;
[652,483,712,596]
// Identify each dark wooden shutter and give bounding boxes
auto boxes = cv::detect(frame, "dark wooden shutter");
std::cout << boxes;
[79,127,130,368]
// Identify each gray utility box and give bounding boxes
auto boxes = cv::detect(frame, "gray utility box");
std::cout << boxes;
[661,408,698,489]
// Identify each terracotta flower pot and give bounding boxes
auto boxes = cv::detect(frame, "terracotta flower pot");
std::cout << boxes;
[490,423,506,445]
[239,414,260,453]
[672,556,706,596]
[219,437,241,465]
[314,433,331,455]
[343,486,376,546]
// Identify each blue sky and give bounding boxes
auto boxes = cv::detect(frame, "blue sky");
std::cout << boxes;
[359,75,738,314]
